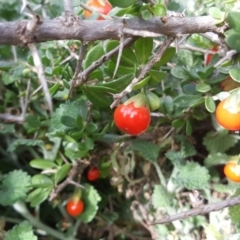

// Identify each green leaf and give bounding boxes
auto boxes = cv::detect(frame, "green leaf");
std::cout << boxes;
[83,45,104,69]
[0,123,15,134]
[132,76,151,90]
[154,47,176,68]
[204,224,224,240]
[178,49,194,67]
[0,61,17,71]
[148,70,166,86]
[7,139,43,152]
[151,4,167,17]
[226,33,240,52]
[61,115,77,128]
[229,68,240,82]
[86,122,98,134]
[209,7,225,24]
[0,170,31,206]
[229,188,240,224]
[132,140,160,163]
[5,221,37,240]
[78,99,88,121]
[173,94,203,109]
[152,185,173,209]
[82,85,117,108]
[109,0,136,8]
[55,164,71,184]
[177,162,210,190]
[30,159,57,170]
[26,187,51,207]
[146,91,161,111]
[134,37,153,64]
[49,82,60,96]
[78,184,101,223]
[2,66,24,85]
[205,96,216,113]
[49,100,84,134]
[203,131,238,154]
[204,153,229,167]
[106,40,138,66]
[31,174,54,188]
[141,9,152,20]
[171,66,190,79]
[196,82,211,93]
[84,135,94,150]
[25,115,41,129]
[172,119,185,129]
[227,11,240,33]
[98,73,134,91]
[107,61,136,76]
[165,150,185,166]
[89,69,103,81]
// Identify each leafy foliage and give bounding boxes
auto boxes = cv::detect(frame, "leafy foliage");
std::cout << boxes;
[152,184,173,209]
[177,162,210,190]
[203,131,238,154]
[0,170,31,206]
[229,188,240,224]
[131,140,160,162]
[5,221,37,240]
[1,0,240,239]
[7,139,44,152]
[78,184,101,223]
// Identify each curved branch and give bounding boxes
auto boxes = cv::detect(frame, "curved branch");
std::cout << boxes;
[0,15,218,45]
[152,194,240,225]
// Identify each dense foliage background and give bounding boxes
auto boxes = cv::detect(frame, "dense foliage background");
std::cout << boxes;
[1,0,240,239]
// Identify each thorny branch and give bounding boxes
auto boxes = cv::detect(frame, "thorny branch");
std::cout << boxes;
[49,159,88,201]
[63,0,73,13]
[152,194,240,225]
[73,37,136,87]
[20,4,53,113]
[110,36,175,108]
[0,15,218,45]
[68,42,88,98]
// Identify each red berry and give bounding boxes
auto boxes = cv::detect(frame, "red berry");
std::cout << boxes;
[66,199,84,217]
[87,167,100,181]
[84,0,112,20]
[113,102,151,135]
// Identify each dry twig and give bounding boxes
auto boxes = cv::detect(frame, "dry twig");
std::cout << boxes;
[152,194,240,225]
[110,36,175,108]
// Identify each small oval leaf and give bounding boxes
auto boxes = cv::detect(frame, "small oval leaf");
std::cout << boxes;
[55,164,71,184]
[30,159,57,170]
[205,96,216,113]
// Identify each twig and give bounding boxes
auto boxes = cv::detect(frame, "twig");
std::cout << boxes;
[123,28,164,37]
[73,37,136,87]
[113,33,124,78]
[151,194,240,225]
[131,201,158,239]
[21,4,53,113]
[63,0,73,13]
[68,41,87,98]
[49,159,89,201]
[0,114,24,124]
[110,36,175,108]
[214,50,237,68]
[29,44,53,113]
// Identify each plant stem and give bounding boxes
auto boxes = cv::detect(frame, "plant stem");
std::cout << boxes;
[13,201,77,240]
[153,162,167,187]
